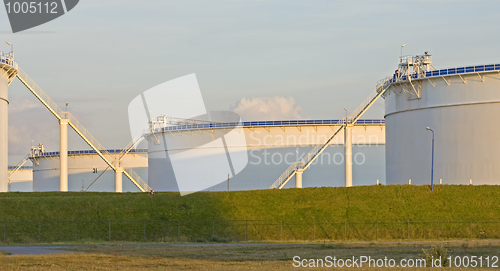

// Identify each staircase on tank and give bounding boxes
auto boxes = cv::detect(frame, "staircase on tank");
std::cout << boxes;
[269,78,393,189]
[15,67,153,193]
[8,154,29,179]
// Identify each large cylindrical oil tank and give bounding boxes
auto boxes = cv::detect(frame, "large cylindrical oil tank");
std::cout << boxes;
[385,63,500,185]
[0,54,17,192]
[147,119,386,191]
[31,149,148,192]
[0,69,8,193]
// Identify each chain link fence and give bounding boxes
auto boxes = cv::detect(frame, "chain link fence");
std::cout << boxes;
[1,219,499,243]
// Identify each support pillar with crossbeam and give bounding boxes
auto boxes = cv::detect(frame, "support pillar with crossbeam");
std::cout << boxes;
[295,169,304,188]
[345,124,353,187]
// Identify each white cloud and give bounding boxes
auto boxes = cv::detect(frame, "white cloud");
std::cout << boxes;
[232,96,302,121]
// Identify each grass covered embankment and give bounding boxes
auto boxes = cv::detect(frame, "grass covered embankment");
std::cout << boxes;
[0,185,499,242]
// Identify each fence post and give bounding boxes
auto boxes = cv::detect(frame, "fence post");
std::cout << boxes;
[162,222,165,243]
[344,220,347,241]
[280,221,282,241]
[437,219,439,240]
[246,220,248,241]
[108,221,111,242]
[408,219,410,239]
[313,219,316,241]
[470,218,473,239]
[74,221,77,242]
[144,221,147,242]
[212,220,215,237]
[177,220,180,241]
[376,220,378,240]
[38,222,41,243]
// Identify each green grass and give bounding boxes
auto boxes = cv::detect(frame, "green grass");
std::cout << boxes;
[2,185,500,221]
[0,185,500,243]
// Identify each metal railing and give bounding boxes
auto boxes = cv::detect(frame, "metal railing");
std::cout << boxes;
[269,119,345,189]
[7,166,32,170]
[124,168,153,192]
[119,132,145,158]
[16,69,110,160]
[16,68,65,120]
[399,55,415,65]
[16,67,152,193]
[349,82,389,122]
[33,149,148,157]
[8,154,30,178]
[65,112,113,159]
[150,115,218,127]
[348,89,379,122]
[300,122,346,170]
[298,120,344,167]
[149,119,384,134]
[387,63,500,85]
[269,161,304,189]
[269,80,391,189]
[0,52,17,69]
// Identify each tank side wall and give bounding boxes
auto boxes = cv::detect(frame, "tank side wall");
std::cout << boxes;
[148,125,385,191]
[33,153,148,192]
[385,73,500,185]
[7,168,32,192]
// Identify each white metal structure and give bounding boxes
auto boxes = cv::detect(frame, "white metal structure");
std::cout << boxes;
[384,52,500,185]
[147,119,385,191]
[344,124,353,187]
[84,132,144,192]
[5,145,38,192]
[60,118,69,191]
[31,149,148,192]
[270,78,392,189]
[14,67,153,192]
[0,51,17,192]
[150,115,216,127]
[147,115,217,144]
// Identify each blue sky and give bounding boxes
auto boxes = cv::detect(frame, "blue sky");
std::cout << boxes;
[2,0,500,163]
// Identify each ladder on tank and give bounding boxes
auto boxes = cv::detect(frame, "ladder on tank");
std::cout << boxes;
[84,131,145,191]
[269,78,392,189]
[15,67,153,192]
[7,153,30,192]
[8,154,29,178]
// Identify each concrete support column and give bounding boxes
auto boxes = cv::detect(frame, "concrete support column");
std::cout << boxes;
[59,118,69,192]
[115,167,123,193]
[295,169,304,188]
[345,124,353,187]
[0,73,8,192]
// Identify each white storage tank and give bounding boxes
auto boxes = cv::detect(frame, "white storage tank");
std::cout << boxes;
[384,53,500,185]
[31,149,148,192]
[146,119,386,191]
[0,51,17,192]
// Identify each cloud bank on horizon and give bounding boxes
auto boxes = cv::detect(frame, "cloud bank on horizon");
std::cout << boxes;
[232,96,303,121]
